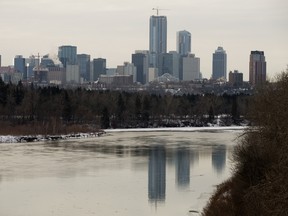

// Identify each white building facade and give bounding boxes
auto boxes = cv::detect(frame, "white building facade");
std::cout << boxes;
[182,54,200,81]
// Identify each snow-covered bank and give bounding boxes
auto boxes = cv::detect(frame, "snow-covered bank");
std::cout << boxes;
[0,126,246,143]
[0,132,105,144]
[104,126,246,133]
[0,135,18,143]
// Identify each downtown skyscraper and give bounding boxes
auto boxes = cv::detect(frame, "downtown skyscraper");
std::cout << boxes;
[249,51,266,86]
[58,45,77,68]
[177,30,191,56]
[212,47,227,80]
[149,15,167,68]
[132,52,148,84]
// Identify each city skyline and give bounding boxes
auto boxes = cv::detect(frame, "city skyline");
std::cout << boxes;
[0,0,287,80]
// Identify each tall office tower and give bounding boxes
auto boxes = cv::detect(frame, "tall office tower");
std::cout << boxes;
[132,53,148,84]
[212,47,227,80]
[66,64,80,84]
[14,55,26,76]
[58,45,77,68]
[149,15,167,68]
[249,51,266,86]
[169,51,180,79]
[177,30,191,56]
[181,54,200,81]
[158,53,173,76]
[158,51,180,78]
[92,58,106,81]
[77,54,91,81]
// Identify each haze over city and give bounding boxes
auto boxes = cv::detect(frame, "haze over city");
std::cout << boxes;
[1,0,287,80]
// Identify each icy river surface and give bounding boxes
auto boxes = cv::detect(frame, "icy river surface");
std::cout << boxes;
[0,129,241,216]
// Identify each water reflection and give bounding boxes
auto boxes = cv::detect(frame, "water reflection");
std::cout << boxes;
[190,149,200,169]
[148,145,166,203]
[176,147,190,188]
[0,131,238,216]
[212,145,226,174]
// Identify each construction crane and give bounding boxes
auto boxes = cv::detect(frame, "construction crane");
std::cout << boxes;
[152,7,169,16]
[31,53,42,71]
[30,53,43,82]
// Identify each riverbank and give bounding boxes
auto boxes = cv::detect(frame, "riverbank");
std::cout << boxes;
[0,132,105,143]
[0,126,246,143]
[202,72,288,215]
[105,126,246,133]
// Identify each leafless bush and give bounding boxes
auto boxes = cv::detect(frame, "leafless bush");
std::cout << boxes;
[202,71,288,215]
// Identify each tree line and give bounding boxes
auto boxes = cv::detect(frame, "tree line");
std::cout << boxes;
[0,77,251,134]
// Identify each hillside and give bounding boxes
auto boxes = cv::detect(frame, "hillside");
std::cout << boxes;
[202,71,288,215]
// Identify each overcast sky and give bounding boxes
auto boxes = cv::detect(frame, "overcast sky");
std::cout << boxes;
[0,0,287,80]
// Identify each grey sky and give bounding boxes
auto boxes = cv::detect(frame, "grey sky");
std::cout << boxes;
[0,0,287,80]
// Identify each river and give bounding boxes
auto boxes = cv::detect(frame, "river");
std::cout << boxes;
[0,129,241,216]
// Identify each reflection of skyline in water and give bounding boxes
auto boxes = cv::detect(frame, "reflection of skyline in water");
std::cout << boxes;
[176,148,190,188]
[212,145,226,174]
[0,131,237,216]
[148,145,166,203]
[34,134,227,202]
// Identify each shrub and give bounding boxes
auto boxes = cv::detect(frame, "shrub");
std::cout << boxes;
[202,71,288,215]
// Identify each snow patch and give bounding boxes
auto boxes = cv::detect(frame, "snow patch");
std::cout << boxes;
[0,132,105,144]
[104,126,246,133]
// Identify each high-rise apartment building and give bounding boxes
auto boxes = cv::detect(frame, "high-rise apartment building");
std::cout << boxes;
[212,47,227,80]
[77,54,90,81]
[149,15,167,68]
[92,58,106,81]
[229,70,243,87]
[58,45,77,68]
[177,30,191,56]
[249,51,266,86]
